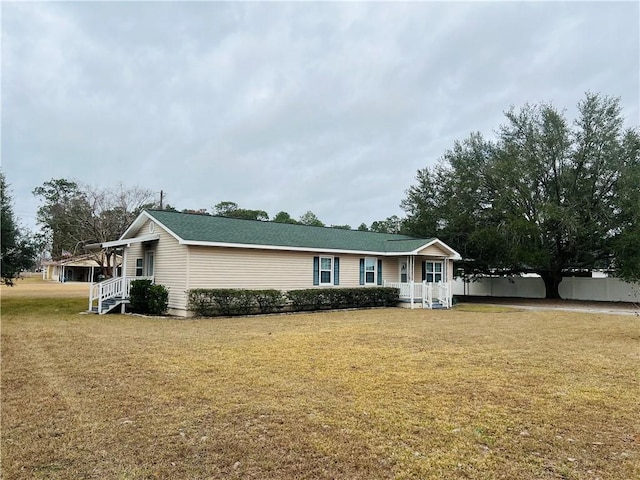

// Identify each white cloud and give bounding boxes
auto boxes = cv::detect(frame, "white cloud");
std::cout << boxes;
[2,1,638,231]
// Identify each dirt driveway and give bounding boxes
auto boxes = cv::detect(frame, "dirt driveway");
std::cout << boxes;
[460,295,639,316]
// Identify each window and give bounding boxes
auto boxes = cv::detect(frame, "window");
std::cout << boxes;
[135,258,143,277]
[425,261,443,283]
[320,257,332,285]
[313,256,339,286]
[365,257,376,284]
[360,257,382,285]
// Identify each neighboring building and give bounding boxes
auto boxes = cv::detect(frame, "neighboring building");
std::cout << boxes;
[42,253,121,282]
[89,210,461,315]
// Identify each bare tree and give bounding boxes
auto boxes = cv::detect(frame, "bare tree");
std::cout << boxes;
[34,179,156,277]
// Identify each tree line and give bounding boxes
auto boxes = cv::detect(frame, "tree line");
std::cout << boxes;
[2,92,638,296]
[0,173,404,285]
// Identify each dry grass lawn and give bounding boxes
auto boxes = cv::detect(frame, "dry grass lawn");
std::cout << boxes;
[2,279,639,479]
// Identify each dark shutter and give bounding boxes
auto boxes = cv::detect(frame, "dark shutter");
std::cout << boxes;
[377,259,383,285]
[313,256,319,286]
[359,258,365,285]
[334,257,340,285]
[421,261,426,281]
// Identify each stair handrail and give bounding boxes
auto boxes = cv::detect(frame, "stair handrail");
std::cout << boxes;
[90,276,155,314]
[89,276,124,314]
[424,281,432,309]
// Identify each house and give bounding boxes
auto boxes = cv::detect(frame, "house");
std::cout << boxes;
[42,253,121,283]
[88,210,461,315]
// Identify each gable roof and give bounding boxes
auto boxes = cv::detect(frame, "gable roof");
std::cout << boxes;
[115,210,461,258]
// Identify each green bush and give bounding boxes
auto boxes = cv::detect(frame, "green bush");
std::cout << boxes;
[187,289,287,316]
[286,287,399,311]
[129,279,153,312]
[129,279,169,315]
[286,289,325,311]
[148,284,169,315]
[253,290,286,314]
[187,289,217,316]
[187,287,399,317]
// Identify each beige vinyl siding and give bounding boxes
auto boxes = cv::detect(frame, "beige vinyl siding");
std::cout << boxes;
[381,257,397,284]
[447,259,455,283]
[125,242,145,277]
[416,243,451,256]
[187,247,389,291]
[126,219,189,312]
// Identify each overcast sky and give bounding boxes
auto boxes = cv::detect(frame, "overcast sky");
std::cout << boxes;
[2,1,639,233]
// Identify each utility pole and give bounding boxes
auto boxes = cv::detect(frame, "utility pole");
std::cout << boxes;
[159,190,164,209]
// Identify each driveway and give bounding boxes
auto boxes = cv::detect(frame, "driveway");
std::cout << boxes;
[459,296,640,316]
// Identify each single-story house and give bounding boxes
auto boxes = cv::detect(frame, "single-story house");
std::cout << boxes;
[89,210,461,316]
[42,253,121,283]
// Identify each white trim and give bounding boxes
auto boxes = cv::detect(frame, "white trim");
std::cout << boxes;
[364,257,377,285]
[116,211,462,259]
[145,251,155,276]
[119,211,184,244]
[319,256,333,285]
[102,234,160,248]
[178,239,460,258]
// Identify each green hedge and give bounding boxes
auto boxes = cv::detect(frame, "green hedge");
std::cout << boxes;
[286,287,399,311]
[129,279,169,315]
[187,287,399,317]
[187,289,286,316]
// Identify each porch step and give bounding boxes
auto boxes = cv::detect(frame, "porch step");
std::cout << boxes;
[90,297,126,314]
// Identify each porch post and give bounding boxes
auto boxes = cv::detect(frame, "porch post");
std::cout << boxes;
[121,247,128,295]
[120,247,128,313]
[410,281,414,309]
[408,255,413,283]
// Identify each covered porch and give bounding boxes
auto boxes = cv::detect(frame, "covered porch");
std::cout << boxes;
[384,280,452,309]
[385,254,455,309]
[86,233,159,314]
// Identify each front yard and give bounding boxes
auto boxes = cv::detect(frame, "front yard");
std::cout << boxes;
[1,291,638,479]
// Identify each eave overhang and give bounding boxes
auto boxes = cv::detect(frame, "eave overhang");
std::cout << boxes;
[101,234,160,249]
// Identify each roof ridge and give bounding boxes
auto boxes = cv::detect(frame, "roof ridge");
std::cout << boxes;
[139,209,451,255]
[146,209,416,237]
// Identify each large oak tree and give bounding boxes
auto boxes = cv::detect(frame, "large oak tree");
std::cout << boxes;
[402,93,640,298]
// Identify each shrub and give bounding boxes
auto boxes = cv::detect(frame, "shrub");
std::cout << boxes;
[129,279,169,315]
[187,289,287,316]
[129,279,153,312]
[187,289,217,316]
[286,289,325,311]
[148,284,169,315]
[286,287,399,311]
[187,287,399,317]
[253,290,287,314]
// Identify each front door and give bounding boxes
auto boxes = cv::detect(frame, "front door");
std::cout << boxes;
[399,259,409,283]
[145,251,155,276]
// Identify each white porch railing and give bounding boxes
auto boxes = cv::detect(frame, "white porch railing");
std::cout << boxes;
[89,276,153,314]
[384,281,452,309]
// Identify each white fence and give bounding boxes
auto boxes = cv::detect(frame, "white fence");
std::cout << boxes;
[452,277,639,303]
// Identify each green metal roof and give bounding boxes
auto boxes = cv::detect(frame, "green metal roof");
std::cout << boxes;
[141,210,446,255]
